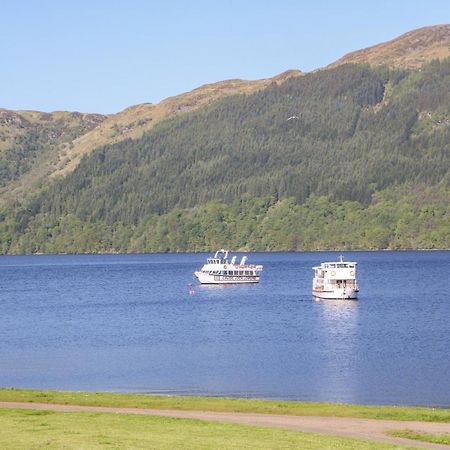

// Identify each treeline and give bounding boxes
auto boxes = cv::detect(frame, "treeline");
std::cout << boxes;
[1,184,448,254]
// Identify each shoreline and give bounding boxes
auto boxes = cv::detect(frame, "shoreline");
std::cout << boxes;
[3,387,450,410]
[1,388,449,422]
[1,248,450,257]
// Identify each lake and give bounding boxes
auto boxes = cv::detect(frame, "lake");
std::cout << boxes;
[0,251,449,406]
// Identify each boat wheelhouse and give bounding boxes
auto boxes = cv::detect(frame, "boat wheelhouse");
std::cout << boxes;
[194,249,263,284]
[312,256,359,299]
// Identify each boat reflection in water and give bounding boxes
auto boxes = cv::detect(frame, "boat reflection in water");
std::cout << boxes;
[313,298,360,403]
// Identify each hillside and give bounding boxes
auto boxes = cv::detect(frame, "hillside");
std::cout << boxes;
[328,24,450,69]
[0,109,106,202]
[33,62,450,218]
[0,71,301,205]
[1,58,449,253]
[49,70,302,179]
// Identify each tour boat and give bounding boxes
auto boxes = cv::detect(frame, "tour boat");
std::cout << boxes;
[194,249,263,284]
[312,256,359,299]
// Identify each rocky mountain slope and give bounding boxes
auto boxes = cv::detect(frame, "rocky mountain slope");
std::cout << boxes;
[328,24,450,69]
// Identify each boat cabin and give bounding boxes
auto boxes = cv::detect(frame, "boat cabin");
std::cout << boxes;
[207,249,229,265]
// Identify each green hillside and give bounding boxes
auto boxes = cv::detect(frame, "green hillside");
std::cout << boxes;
[0,110,106,203]
[0,60,449,253]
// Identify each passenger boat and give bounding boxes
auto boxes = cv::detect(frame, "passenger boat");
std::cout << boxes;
[194,249,263,284]
[312,256,359,299]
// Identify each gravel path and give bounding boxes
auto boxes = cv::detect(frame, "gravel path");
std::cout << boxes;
[1,401,449,449]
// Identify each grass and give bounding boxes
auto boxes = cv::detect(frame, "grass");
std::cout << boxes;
[0,388,449,423]
[388,429,450,445]
[0,408,413,449]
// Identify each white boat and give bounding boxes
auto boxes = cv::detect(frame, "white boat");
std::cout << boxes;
[312,256,359,299]
[194,249,263,284]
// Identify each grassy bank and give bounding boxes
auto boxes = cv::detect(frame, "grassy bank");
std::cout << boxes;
[388,430,450,445]
[1,388,449,422]
[0,408,411,449]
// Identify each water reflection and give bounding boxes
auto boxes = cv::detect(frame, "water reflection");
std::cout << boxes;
[315,299,360,403]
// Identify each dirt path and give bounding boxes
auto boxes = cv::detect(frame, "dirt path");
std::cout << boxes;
[1,401,449,449]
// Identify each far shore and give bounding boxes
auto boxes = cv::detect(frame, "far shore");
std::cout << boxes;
[1,248,449,257]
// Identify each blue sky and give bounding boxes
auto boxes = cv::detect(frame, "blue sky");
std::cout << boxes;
[2,0,449,113]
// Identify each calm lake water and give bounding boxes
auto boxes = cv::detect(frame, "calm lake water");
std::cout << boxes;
[0,251,449,407]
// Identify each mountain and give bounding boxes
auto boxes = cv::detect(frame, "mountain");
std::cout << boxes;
[50,70,303,179]
[0,71,301,204]
[0,26,449,253]
[3,24,450,205]
[328,24,450,69]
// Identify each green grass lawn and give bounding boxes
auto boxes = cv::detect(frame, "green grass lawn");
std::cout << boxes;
[0,408,414,450]
[0,388,449,422]
[389,429,450,445]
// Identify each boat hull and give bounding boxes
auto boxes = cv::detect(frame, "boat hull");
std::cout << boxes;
[312,288,358,300]
[194,271,260,284]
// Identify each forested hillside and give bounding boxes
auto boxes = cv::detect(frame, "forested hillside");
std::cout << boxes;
[48,70,302,180]
[25,62,450,217]
[0,110,106,203]
[0,58,448,253]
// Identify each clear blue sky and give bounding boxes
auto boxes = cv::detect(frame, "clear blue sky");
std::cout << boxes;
[1,0,449,113]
